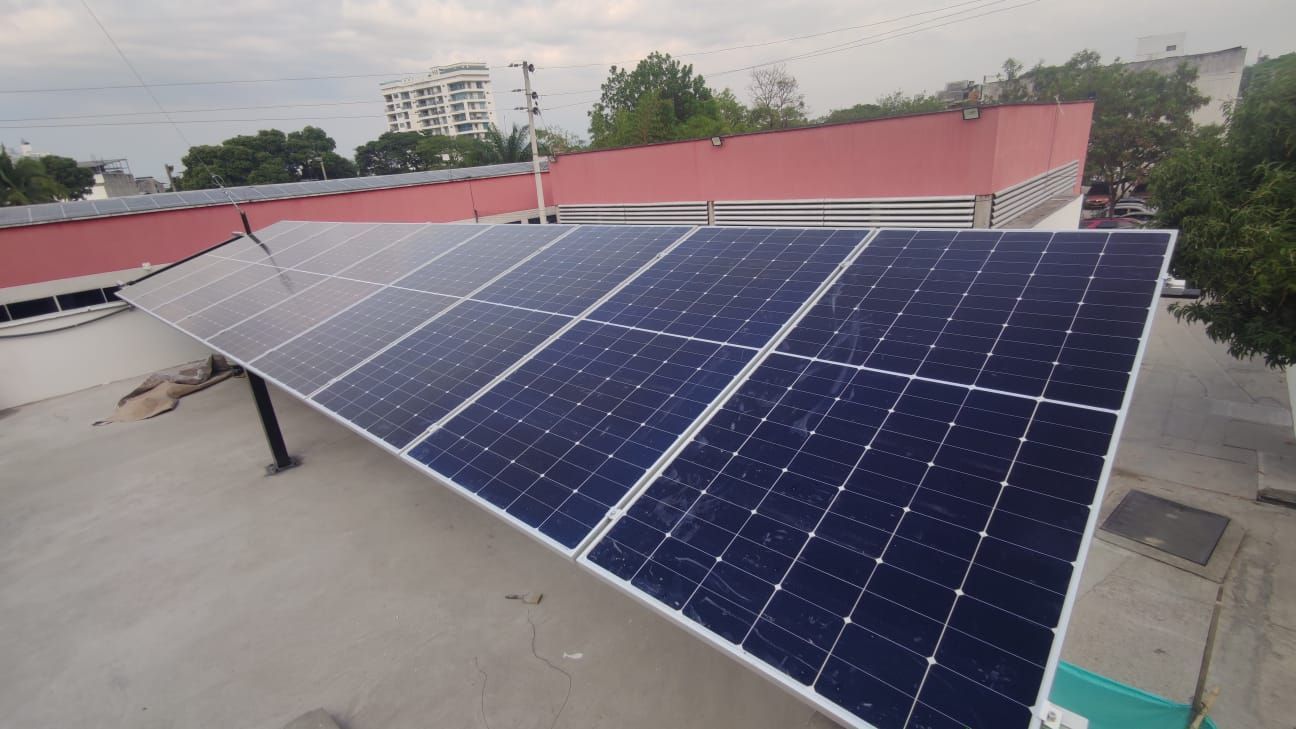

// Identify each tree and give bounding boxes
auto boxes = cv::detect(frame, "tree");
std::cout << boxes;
[480,124,530,163]
[40,155,94,199]
[589,52,718,147]
[995,58,1032,103]
[748,64,807,130]
[1149,53,1296,368]
[535,127,585,154]
[1006,50,1207,215]
[355,131,428,175]
[819,91,945,124]
[0,150,90,205]
[178,126,355,189]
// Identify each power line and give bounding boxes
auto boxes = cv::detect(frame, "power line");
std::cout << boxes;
[0,64,519,95]
[705,0,1044,79]
[8,0,1026,97]
[535,0,1010,70]
[535,0,1045,113]
[0,99,380,123]
[0,114,383,129]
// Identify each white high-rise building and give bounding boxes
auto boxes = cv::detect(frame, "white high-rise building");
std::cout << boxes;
[380,62,498,139]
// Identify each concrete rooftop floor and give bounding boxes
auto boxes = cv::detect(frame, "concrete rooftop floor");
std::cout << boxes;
[2,305,1295,729]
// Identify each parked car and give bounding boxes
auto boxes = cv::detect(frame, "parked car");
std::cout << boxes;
[1083,194,1111,210]
[1112,204,1156,222]
[1081,217,1143,229]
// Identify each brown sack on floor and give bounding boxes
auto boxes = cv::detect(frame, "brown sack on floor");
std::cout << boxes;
[93,355,237,425]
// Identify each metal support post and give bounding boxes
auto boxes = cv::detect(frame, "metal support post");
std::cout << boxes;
[247,371,299,474]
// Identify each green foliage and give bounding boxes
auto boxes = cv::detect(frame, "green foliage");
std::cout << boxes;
[1006,50,1207,213]
[480,124,531,163]
[1150,53,1296,368]
[178,126,356,189]
[0,151,93,205]
[819,91,945,124]
[535,127,585,154]
[40,155,94,199]
[748,64,808,130]
[590,52,754,147]
[354,131,427,175]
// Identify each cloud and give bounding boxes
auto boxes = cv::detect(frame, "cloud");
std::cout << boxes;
[1,0,1290,177]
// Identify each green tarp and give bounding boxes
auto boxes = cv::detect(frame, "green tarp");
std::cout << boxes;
[1050,662,1218,729]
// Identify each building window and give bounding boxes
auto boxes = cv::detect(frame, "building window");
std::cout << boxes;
[1166,44,1177,51]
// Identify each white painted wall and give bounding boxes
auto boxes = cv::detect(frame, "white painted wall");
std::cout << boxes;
[0,307,208,410]
[1031,195,1083,229]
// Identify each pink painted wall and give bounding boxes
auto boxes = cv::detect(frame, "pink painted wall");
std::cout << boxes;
[0,102,1093,289]
[0,173,551,289]
[987,103,1093,193]
[547,102,1094,204]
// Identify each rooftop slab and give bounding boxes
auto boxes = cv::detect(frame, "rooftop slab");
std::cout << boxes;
[1,305,1293,729]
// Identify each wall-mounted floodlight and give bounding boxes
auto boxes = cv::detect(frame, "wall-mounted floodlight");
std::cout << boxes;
[962,106,981,121]
[711,136,723,147]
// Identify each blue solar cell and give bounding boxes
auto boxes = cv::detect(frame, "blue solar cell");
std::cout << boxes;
[588,227,868,347]
[253,287,456,396]
[312,300,569,449]
[407,321,751,549]
[775,229,1171,410]
[473,225,691,315]
[209,277,380,362]
[389,225,571,295]
[585,352,1121,728]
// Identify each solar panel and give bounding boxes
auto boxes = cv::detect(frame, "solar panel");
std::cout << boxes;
[330,224,503,285]
[252,287,457,396]
[587,227,866,347]
[118,223,1175,729]
[472,225,692,315]
[177,268,325,338]
[208,277,381,362]
[223,221,341,262]
[387,225,574,295]
[581,228,1174,729]
[406,321,752,550]
[312,300,571,449]
[775,229,1170,410]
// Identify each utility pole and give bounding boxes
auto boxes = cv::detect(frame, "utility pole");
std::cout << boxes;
[318,158,328,180]
[512,60,546,224]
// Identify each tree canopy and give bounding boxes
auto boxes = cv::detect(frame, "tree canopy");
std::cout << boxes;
[0,152,94,205]
[997,50,1207,213]
[178,126,356,189]
[748,64,807,130]
[819,91,946,124]
[588,52,753,147]
[1150,53,1296,367]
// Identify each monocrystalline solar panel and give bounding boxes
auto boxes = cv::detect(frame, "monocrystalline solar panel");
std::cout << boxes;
[776,229,1171,409]
[588,227,867,347]
[472,225,691,315]
[117,222,1175,729]
[292,223,432,275]
[252,286,457,396]
[328,224,497,284]
[581,228,1175,729]
[389,225,572,295]
[223,221,340,262]
[312,299,570,449]
[208,277,380,362]
[176,268,325,338]
[406,321,752,550]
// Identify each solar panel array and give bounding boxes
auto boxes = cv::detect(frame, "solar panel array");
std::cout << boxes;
[120,221,1174,729]
[0,161,541,229]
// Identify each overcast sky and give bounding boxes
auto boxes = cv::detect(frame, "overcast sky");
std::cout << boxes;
[3,0,1292,181]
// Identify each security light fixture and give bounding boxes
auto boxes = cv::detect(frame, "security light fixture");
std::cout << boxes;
[961,106,981,121]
